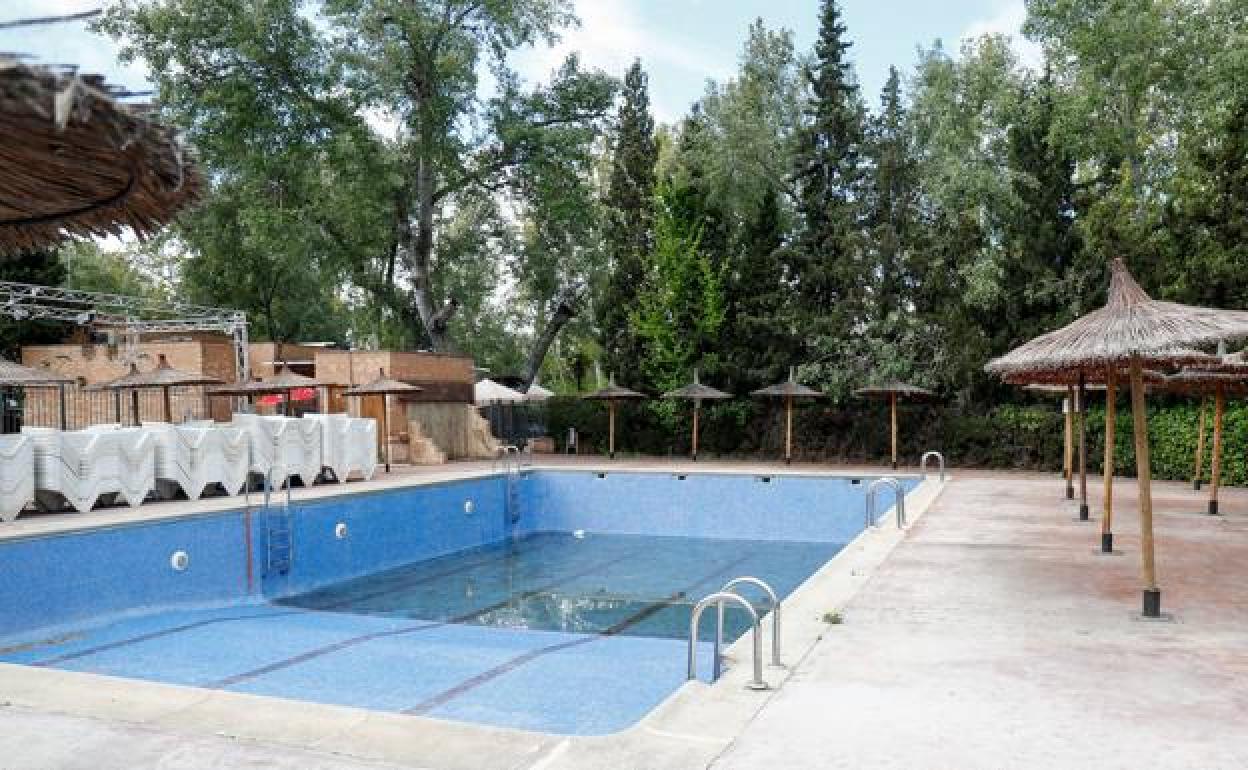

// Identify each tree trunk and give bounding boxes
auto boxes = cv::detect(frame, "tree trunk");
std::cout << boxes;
[520,288,580,391]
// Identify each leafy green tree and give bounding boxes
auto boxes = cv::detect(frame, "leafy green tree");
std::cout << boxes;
[632,175,726,393]
[101,0,615,368]
[598,59,658,385]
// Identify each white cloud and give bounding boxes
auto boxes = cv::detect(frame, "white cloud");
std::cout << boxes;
[508,0,733,124]
[963,0,1044,71]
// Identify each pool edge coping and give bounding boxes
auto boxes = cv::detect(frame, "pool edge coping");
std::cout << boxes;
[0,471,948,770]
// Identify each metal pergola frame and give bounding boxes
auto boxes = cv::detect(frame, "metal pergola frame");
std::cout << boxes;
[0,281,250,378]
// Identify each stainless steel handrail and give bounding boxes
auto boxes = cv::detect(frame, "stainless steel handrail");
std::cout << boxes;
[688,592,768,690]
[921,451,946,482]
[866,477,906,529]
[721,576,783,668]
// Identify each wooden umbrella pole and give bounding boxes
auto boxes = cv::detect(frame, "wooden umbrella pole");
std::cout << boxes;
[784,394,793,465]
[890,392,898,469]
[609,400,616,459]
[163,386,173,423]
[1078,375,1089,520]
[1192,397,1208,490]
[130,389,140,426]
[1064,385,1074,499]
[1209,385,1224,515]
[1101,367,1116,553]
[383,393,391,473]
[1130,356,1161,617]
[691,402,699,462]
[58,382,67,430]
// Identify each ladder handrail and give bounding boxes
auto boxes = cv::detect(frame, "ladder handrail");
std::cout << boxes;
[688,592,768,690]
[921,451,946,482]
[866,477,906,529]
[721,576,782,668]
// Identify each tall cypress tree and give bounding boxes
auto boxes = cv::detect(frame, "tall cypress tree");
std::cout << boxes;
[721,186,794,393]
[1001,68,1083,347]
[865,65,918,327]
[597,59,657,385]
[789,0,866,357]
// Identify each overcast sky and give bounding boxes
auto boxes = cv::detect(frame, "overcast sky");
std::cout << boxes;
[4,0,1040,123]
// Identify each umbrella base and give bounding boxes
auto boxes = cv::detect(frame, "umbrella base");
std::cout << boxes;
[1100,533,1113,553]
[1141,589,1162,618]
[1065,484,1074,500]
[1193,479,1202,491]
[1208,499,1219,515]
[1078,503,1089,521]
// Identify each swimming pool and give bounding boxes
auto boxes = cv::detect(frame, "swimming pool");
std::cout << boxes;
[0,470,918,735]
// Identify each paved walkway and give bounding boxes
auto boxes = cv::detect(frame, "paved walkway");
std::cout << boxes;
[714,472,1248,770]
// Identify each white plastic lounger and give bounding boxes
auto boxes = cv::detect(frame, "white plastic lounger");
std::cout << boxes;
[0,434,35,522]
[25,426,156,512]
[303,413,378,482]
[143,422,250,500]
[232,414,323,488]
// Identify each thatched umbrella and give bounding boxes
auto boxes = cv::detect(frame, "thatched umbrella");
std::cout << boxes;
[0,355,73,429]
[88,354,222,424]
[987,258,1248,617]
[210,365,338,417]
[1024,382,1106,501]
[582,375,646,459]
[662,369,730,461]
[855,381,936,469]
[752,367,823,465]
[0,55,199,254]
[1014,368,1164,546]
[1163,362,1248,515]
[344,368,422,473]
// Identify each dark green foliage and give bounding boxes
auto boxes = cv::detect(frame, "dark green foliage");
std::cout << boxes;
[598,60,658,385]
[788,0,866,350]
[0,249,67,358]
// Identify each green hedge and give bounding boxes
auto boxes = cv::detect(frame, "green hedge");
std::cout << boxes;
[543,395,1248,485]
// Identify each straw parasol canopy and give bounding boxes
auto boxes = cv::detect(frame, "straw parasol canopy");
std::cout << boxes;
[0,54,200,254]
[88,353,222,423]
[583,375,646,459]
[855,381,936,469]
[986,258,1248,618]
[752,367,823,465]
[210,365,336,416]
[345,368,422,473]
[662,368,731,461]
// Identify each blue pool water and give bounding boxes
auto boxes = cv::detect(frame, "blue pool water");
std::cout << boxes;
[0,470,918,735]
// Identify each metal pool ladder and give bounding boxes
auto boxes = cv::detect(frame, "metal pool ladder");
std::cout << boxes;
[866,477,906,529]
[721,577,783,668]
[687,588,770,690]
[921,450,946,481]
[262,466,294,576]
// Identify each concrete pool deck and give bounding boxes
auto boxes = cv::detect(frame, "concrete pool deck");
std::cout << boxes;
[1,461,1245,768]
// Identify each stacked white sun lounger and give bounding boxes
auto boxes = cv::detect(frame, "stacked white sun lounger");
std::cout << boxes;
[231,413,323,488]
[143,421,250,500]
[0,434,34,522]
[302,413,378,482]
[24,425,156,512]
